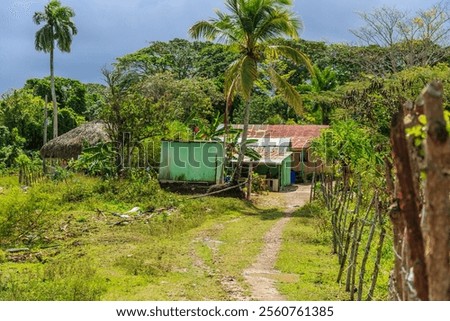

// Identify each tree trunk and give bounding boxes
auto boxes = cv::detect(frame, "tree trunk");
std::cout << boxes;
[223,93,234,179]
[390,110,429,301]
[43,95,48,173]
[247,163,253,200]
[421,81,450,300]
[233,99,251,183]
[310,170,316,202]
[50,46,58,138]
[347,218,359,298]
[321,104,330,125]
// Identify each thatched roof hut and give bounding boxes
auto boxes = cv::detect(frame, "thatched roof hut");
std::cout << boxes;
[40,120,111,159]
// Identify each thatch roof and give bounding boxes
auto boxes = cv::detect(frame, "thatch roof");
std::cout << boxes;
[40,120,111,159]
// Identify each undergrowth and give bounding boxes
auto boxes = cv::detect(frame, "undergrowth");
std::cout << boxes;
[0,259,107,300]
[0,174,252,300]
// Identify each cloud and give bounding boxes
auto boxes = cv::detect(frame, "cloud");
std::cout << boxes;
[0,0,438,95]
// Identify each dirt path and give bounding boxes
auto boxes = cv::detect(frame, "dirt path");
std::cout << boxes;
[243,184,311,300]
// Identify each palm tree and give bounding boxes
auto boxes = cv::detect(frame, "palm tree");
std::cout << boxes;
[189,0,312,182]
[34,0,77,138]
[299,65,338,124]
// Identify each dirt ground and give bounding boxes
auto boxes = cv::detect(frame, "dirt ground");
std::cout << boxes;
[252,184,311,211]
[243,184,311,300]
[189,184,311,301]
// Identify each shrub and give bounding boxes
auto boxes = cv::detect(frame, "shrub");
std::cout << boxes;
[62,180,94,202]
[251,172,268,194]
[71,143,116,178]
[0,182,59,246]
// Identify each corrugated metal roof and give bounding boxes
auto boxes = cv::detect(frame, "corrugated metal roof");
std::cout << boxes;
[232,124,328,149]
[233,146,292,165]
[242,137,291,147]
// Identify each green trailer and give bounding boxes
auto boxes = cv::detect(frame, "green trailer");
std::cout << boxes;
[158,141,224,184]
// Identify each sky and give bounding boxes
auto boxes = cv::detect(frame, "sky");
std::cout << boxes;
[0,0,434,95]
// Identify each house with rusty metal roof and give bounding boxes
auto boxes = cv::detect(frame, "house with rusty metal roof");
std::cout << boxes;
[157,124,328,192]
[232,124,329,187]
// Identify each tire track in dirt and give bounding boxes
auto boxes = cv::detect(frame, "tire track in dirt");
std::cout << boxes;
[191,221,251,300]
[190,185,310,300]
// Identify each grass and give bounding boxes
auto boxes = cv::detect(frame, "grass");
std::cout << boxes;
[0,174,284,300]
[0,175,392,301]
[275,204,348,300]
[275,202,392,301]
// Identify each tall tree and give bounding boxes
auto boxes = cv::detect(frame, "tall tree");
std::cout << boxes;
[351,2,450,73]
[33,0,77,138]
[189,0,311,182]
[299,65,338,125]
[0,89,45,150]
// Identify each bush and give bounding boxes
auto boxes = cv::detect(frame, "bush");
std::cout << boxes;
[94,176,178,208]
[251,172,268,194]
[62,180,94,202]
[71,143,116,178]
[50,166,73,182]
[0,182,59,246]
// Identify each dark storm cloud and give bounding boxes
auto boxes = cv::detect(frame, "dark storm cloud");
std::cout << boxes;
[0,0,434,95]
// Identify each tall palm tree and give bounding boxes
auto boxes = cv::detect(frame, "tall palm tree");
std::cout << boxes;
[299,65,338,124]
[34,0,77,138]
[189,0,312,182]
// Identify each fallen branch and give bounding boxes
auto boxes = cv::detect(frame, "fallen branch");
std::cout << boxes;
[6,248,30,253]
[187,180,248,199]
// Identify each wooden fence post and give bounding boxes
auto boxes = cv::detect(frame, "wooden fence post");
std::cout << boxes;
[390,109,429,301]
[421,81,450,300]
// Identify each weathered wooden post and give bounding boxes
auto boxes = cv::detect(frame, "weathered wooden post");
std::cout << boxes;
[390,109,429,301]
[421,81,450,300]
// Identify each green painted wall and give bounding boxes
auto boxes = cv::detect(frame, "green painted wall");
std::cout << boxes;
[281,156,292,187]
[158,141,224,184]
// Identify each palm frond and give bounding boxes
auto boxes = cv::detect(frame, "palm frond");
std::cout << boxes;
[224,58,243,101]
[268,67,303,115]
[33,0,77,53]
[34,25,53,52]
[239,56,258,100]
[32,12,47,25]
[254,9,301,41]
[224,0,240,16]
[189,20,220,41]
[267,45,314,76]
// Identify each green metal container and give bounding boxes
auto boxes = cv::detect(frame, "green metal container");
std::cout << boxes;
[158,141,224,184]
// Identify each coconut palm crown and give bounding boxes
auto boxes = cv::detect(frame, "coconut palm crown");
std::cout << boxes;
[189,0,312,181]
[34,0,77,138]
